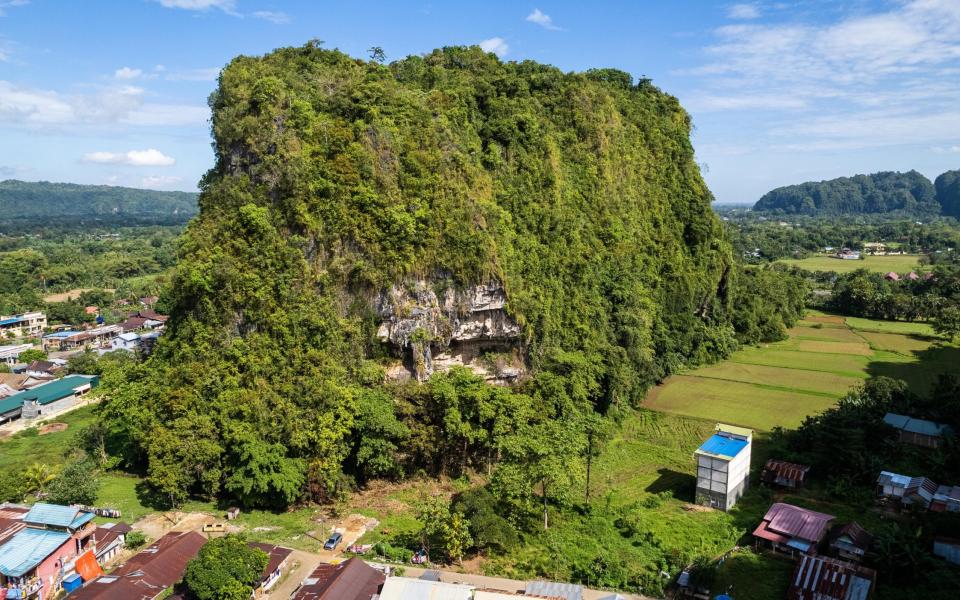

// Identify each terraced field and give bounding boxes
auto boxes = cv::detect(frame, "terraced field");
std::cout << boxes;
[644,312,950,431]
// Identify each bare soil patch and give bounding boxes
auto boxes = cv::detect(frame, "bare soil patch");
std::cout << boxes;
[38,422,68,435]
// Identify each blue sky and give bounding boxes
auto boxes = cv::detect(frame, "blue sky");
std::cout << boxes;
[1,0,958,203]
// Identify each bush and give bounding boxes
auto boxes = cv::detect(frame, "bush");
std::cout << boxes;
[373,542,413,563]
[125,530,147,549]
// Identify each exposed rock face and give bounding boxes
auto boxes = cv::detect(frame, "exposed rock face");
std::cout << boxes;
[376,280,524,382]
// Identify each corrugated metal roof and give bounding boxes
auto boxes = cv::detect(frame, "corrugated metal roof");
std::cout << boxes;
[788,555,874,600]
[378,577,473,600]
[525,580,584,600]
[762,459,810,484]
[764,503,834,543]
[877,470,911,488]
[696,433,749,459]
[0,528,71,576]
[24,503,88,528]
[0,374,98,415]
[883,413,952,437]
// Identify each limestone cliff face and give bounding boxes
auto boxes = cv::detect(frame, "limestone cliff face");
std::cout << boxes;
[375,280,524,383]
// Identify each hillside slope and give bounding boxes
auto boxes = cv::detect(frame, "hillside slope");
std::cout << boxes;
[753,170,939,216]
[0,180,197,226]
[101,44,747,507]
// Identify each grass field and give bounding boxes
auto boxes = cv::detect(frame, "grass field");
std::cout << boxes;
[777,253,923,273]
[0,404,95,472]
[644,313,954,431]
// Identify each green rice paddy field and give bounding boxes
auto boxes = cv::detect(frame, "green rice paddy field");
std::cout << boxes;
[777,253,924,273]
[644,311,953,431]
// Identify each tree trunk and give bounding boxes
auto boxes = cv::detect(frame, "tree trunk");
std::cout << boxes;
[542,481,549,530]
[585,432,593,505]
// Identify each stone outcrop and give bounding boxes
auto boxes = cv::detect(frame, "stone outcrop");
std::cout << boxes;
[376,280,524,382]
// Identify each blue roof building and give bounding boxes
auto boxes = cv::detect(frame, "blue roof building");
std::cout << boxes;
[695,423,753,511]
[0,528,71,577]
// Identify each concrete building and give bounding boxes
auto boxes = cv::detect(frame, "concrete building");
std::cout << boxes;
[0,344,34,366]
[0,375,98,424]
[694,423,753,511]
[0,312,47,339]
[42,326,121,352]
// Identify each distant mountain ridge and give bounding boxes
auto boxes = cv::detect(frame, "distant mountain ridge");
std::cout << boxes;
[0,179,198,226]
[754,169,960,217]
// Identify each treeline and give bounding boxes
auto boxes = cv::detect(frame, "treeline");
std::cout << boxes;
[754,169,960,217]
[0,226,178,315]
[0,180,198,229]
[823,264,960,338]
[722,216,960,262]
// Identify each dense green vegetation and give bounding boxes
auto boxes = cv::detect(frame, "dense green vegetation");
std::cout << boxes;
[753,170,944,216]
[0,180,197,229]
[936,170,960,218]
[0,226,179,315]
[183,535,268,600]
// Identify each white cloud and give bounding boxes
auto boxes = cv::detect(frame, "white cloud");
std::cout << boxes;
[0,80,209,129]
[114,66,143,80]
[932,145,960,153]
[153,0,234,11]
[526,8,561,30]
[727,3,760,20]
[479,37,509,58]
[0,0,29,17]
[252,10,289,24]
[682,0,960,155]
[141,174,183,188]
[164,67,220,82]
[82,148,176,167]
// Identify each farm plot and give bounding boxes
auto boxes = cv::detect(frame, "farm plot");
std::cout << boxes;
[689,362,863,397]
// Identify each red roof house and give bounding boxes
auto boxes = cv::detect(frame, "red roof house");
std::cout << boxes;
[753,503,835,556]
[293,557,385,600]
[761,459,811,489]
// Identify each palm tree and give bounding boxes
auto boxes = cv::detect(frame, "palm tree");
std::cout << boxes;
[23,463,57,498]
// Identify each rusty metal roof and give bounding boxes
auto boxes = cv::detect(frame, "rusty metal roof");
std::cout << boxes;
[762,459,811,484]
[788,555,874,600]
[829,522,873,551]
[293,557,385,600]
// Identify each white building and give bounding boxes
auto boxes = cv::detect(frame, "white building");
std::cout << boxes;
[0,344,33,365]
[110,332,141,352]
[695,423,753,511]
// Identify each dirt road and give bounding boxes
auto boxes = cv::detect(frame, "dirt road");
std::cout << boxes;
[264,549,324,599]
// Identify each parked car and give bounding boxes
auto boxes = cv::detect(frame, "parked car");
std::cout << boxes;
[324,532,343,550]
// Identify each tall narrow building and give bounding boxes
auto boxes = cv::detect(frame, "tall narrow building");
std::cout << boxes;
[694,423,753,511]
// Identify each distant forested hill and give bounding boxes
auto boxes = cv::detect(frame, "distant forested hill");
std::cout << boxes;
[0,180,198,227]
[753,170,940,216]
[936,170,960,218]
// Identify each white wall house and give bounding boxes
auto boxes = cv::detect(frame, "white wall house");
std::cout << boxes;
[0,344,33,365]
[695,423,753,511]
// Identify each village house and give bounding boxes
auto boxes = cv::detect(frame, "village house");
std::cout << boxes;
[70,530,206,600]
[863,242,887,255]
[876,471,937,509]
[0,313,47,339]
[787,554,875,600]
[931,484,960,513]
[109,332,141,353]
[0,345,33,366]
[882,413,954,448]
[41,325,122,352]
[91,523,131,566]
[884,271,900,281]
[753,502,835,556]
[828,522,873,563]
[377,577,474,600]
[525,580,584,599]
[248,542,292,596]
[0,503,97,600]
[694,423,753,511]
[292,557,386,600]
[933,537,960,566]
[761,459,810,489]
[0,374,98,425]
[835,249,860,260]
[24,360,63,379]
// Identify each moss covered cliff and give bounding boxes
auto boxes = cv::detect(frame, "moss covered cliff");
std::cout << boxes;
[100,44,739,507]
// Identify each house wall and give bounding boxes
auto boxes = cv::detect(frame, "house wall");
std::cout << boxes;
[35,538,78,600]
[934,541,960,565]
[899,431,941,448]
[695,444,751,511]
